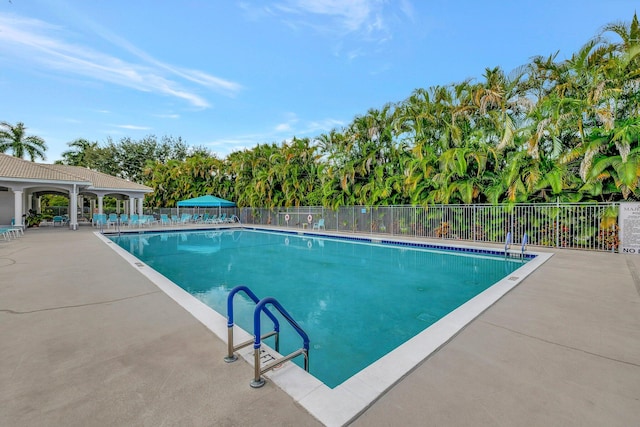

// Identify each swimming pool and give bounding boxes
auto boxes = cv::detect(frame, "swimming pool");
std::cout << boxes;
[110,228,531,388]
[102,227,550,426]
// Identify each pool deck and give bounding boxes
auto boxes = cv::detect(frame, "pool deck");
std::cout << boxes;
[1,225,639,426]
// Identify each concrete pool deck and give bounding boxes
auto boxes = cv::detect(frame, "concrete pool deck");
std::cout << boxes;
[1,226,639,426]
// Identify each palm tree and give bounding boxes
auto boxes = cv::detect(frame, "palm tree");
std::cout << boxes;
[58,138,100,167]
[0,121,47,161]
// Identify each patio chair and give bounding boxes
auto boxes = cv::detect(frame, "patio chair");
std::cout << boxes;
[107,213,119,228]
[129,214,139,227]
[1,227,17,240]
[52,216,66,227]
[313,218,325,230]
[8,218,25,234]
[143,215,159,227]
[171,214,179,224]
[160,214,171,226]
[120,214,129,226]
[92,214,108,228]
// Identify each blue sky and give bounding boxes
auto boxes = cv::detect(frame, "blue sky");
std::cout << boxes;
[1,1,637,162]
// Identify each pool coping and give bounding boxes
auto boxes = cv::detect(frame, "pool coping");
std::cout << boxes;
[96,228,552,427]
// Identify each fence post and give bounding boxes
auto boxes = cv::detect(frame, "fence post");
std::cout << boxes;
[391,206,394,236]
[413,206,417,237]
[473,205,477,242]
[510,208,514,242]
[556,197,560,248]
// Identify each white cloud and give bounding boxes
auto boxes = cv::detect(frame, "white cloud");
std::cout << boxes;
[273,0,392,38]
[275,123,292,132]
[0,14,242,108]
[154,113,181,119]
[399,0,415,22]
[282,0,374,32]
[116,124,152,130]
[203,115,346,157]
[302,118,345,134]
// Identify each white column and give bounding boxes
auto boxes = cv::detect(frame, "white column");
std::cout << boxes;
[137,197,144,216]
[78,195,84,219]
[97,196,104,215]
[27,194,33,214]
[90,199,96,218]
[129,198,135,215]
[13,190,23,228]
[116,200,121,214]
[69,185,78,230]
[36,196,42,214]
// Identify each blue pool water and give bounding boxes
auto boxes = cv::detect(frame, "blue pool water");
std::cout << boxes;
[110,229,528,388]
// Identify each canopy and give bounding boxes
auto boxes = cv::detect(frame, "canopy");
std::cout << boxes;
[177,195,235,207]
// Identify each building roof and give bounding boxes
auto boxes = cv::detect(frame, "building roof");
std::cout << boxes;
[49,164,152,192]
[0,153,89,183]
[0,153,152,193]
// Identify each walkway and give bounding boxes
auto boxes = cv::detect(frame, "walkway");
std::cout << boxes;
[1,227,639,426]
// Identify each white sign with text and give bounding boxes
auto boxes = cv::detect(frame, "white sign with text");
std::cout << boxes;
[619,202,640,254]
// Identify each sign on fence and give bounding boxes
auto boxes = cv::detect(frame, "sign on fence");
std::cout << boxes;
[619,202,640,254]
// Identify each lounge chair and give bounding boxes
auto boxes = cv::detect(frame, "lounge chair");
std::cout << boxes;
[107,213,119,228]
[120,214,129,226]
[92,214,107,228]
[171,214,179,224]
[142,215,158,227]
[52,216,66,227]
[313,218,325,230]
[160,214,171,226]
[0,227,18,241]
[129,214,139,227]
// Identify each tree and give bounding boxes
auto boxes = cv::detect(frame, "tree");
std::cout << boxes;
[18,13,640,207]
[57,138,101,167]
[0,121,47,161]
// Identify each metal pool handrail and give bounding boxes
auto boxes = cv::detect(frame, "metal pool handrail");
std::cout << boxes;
[251,296,310,388]
[504,231,512,253]
[224,285,280,363]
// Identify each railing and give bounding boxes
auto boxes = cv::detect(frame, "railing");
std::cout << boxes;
[224,285,310,388]
[238,202,620,252]
[225,286,280,363]
[251,297,309,388]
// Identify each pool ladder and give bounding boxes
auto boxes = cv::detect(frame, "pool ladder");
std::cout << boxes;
[504,232,528,257]
[224,285,310,388]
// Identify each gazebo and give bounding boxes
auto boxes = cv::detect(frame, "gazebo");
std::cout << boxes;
[176,195,236,216]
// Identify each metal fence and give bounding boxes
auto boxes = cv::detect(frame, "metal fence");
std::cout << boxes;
[236,203,620,252]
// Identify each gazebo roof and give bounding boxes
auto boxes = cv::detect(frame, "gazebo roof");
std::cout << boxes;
[177,195,235,207]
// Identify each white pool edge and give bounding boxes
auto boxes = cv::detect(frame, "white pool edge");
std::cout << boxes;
[96,231,553,427]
